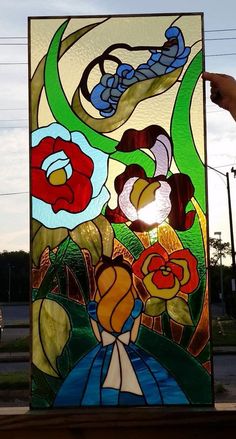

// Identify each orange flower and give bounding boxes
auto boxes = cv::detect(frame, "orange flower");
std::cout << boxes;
[133,242,199,300]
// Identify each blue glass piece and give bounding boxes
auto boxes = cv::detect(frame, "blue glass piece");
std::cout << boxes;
[178,47,191,58]
[117,63,134,77]
[131,299,143,318]
[126,345,162,404]
[149,52,161,62]
[170,58,187,68]
[166,66,174,73]
[119,392,145,405]
[118,84,127,91]
[101,344,113,383]
[81,347,105,405]
[121,315,134,333]
[131,345,189,405]
[53,344,101,407]
[101,108,115,117]
[90,84,110,110]
[137,63,149,69]
[165,26,180,39]
[102,388,119,405]
[87,301,98,320]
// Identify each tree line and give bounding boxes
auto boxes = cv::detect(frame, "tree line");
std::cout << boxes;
[0,239,235,316]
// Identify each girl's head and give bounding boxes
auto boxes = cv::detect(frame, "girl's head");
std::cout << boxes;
[95,256,137,333]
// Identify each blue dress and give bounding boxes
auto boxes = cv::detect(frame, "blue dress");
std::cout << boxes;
[53,299,189,407]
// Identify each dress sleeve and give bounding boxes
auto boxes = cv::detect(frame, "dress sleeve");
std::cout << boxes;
[131,299,143,318]
[87,301,98,321]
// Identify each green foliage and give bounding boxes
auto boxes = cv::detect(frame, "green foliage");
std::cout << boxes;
[209,237,231,265]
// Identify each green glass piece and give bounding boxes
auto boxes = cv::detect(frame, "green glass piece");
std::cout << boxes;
[137,325,213,404]
[112,223,144,259]
[171,51,206,211]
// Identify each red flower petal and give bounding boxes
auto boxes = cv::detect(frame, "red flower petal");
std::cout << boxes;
[152,270,175,289]
[105,205,128,223]
[53,137,93,177]
[133,242,168,279]
[31,137,54,168]
[147,255,166,272]
[169,249,199,293]
[31,136,95,215]
[52,171,92,213]
[32,168,73,205]
[168,173,195,231]
[116,125,171,152]
[167,261,184,281]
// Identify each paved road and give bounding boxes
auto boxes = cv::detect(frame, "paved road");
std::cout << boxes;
[0,305,29,343]
[0,362,29,373]
[214,354,236,381]
[0,305,29,324]
[1,327,29,343]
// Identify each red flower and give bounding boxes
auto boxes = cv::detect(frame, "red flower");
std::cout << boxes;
[32,136,94,214]
[133,242,199,300]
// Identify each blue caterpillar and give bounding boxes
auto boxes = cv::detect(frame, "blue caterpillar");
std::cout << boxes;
[90,26,191,117]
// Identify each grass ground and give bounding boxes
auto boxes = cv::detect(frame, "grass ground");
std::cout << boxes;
[0,336,29,353]
[212,318,236,346]
[0,372,29,390]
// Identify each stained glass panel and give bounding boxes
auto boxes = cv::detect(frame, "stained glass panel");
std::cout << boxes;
[29,13,213,408]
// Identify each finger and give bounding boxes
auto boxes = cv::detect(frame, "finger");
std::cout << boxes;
[202,72,216,81]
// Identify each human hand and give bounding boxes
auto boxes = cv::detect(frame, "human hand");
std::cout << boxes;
[202,72,236,120]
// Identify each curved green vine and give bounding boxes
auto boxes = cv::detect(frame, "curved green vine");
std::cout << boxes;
[171,51,205,211]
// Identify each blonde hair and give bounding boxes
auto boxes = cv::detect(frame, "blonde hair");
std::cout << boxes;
[95,257,136,333]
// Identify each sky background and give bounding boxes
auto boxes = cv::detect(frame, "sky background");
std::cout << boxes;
[0,0,236,264]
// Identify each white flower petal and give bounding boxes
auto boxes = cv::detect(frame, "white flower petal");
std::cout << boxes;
[151,134,172,177]
[119,177,139,221]
[46,159,71,178]
[42,150,69,171]
[32,187,110,230]
[32,123,70,147]
[138,181,171,225]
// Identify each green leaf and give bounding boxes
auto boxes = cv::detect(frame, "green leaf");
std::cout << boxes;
[53,237,90,304]
[145,297,166,316]
[167,297,193,326]
[32,224,68,267]
[32,298,71,377]
[69,215,114,265]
